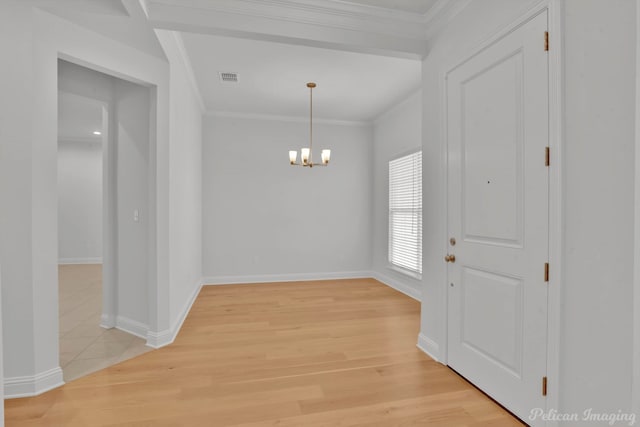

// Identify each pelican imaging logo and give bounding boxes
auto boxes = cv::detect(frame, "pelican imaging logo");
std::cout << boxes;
[529,408,636,425]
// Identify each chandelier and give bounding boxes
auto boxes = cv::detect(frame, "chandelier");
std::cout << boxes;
[289,82,330,167]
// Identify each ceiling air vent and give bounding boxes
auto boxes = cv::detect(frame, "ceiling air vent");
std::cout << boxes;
[219,72,238,83]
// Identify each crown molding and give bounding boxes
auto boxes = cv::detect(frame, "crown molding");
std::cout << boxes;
[206,110,371,127]
[258,0,428,22]
[423,0,473,40]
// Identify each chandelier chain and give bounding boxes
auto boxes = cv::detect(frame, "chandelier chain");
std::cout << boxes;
[309,84,313,164]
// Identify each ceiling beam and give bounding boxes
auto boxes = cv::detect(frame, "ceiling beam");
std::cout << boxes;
[27,0,130,16]
[145,0,431,59]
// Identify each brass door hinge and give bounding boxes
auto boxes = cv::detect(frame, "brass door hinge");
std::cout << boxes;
[542,376,548,396]
[544,263,549,282]
[544,31,549,51]
[545,146,550,166]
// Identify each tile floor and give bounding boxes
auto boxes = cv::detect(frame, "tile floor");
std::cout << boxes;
[58,264,152,382]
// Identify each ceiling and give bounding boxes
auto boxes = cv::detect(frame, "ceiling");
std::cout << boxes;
[180,32,421,122]
[37,0,469,123]
[163,0,444,121]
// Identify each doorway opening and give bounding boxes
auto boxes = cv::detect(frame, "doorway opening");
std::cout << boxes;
[57,60,153,382]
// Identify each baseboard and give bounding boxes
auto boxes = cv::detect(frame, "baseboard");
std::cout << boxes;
[371,271,421,301]
[100,313,116,329]
[4,367,64,398]
[58,257,103,265]
[145,280,203,349]
[115,316,148,340]
[171,281,203,341]
[417,332,441,363]
[146,329,173,349]
[202,270,371,286]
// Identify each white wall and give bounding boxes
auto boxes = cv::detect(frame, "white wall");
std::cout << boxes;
[371,91,422,300]
[560,0,635,417]
[0,2,173,396]
[0,1,39,388]
[202,115,372,282]
[155,32,204,334]
[419,0,637,420]
[57,141,103,263]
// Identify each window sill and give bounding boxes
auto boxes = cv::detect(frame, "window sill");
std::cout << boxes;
[387,265,422,281]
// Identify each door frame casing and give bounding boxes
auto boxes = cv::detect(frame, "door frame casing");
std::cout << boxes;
[632,0,640,418]
[438,0,564,421]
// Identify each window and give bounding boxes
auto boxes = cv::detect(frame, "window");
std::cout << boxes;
[389,151,422,276]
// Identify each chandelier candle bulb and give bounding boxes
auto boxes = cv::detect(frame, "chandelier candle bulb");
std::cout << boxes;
[321,149,331,165]
[301,148,310,165]
[289,150,297,165]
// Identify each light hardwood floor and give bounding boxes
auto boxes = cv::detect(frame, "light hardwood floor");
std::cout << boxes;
[6,279,524,426]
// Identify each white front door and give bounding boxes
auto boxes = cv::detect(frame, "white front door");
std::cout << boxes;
[446,11,549,422]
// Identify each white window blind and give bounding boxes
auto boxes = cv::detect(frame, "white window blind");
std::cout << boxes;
[389,151,422,275]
